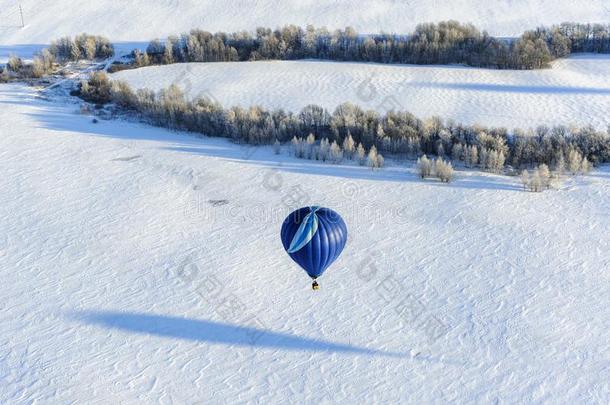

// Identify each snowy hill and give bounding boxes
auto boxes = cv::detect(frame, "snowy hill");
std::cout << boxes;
[1,84,609,403]
[1,0,610,47]
[113,55,610,130]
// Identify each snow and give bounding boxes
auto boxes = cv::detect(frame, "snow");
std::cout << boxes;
[1,0,610,59]
[113,55,610,130]
[1,83,609,403]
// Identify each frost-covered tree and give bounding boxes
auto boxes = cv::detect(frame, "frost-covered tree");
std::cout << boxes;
[356,143,366,166]
[7,54,23,72]
[538,164,551,189]
[367,145,380,169]
[318,138,330,161]
[78,35,97,60]
[492,150,505,173]
[417,155,433,178]
[147,39,164,56]
[329,141,343,163]
[568,148,582,174]
[554,152,565,175]
[342,132,355,159]
[39,49,54,71]
[530,169,543,192]
[581,156,591,174]
[435,158,454,182]
[163,41,174,64]
[520,169,529,190]
[468,145,478,168]
[306,133,316,159]
[291,136,299,156]
[451,143,463,162]
[134,50,151,67]
[31,57,45,78]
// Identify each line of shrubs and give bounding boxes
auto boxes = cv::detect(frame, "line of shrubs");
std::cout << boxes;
[77,72,610,176]
[0,50,55,81]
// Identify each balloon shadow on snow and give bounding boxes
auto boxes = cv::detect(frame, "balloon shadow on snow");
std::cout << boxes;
[74,310,408,358]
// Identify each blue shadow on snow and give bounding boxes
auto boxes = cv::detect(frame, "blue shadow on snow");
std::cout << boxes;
[75,311,407,358]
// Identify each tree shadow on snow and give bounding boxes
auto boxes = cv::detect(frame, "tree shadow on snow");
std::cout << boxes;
[73,310,409,358]
[409,81,610,95]
[24,101,522,191]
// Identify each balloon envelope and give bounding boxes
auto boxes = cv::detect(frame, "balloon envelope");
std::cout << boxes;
[280,206,348,279]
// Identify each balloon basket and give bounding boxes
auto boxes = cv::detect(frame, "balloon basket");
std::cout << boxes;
[312,280,320,291]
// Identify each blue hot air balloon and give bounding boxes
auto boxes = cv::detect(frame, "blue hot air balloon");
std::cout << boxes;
[281,206,348,290]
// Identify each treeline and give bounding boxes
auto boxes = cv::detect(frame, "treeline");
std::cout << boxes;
[78,72,610,171]
[127,21,610,70]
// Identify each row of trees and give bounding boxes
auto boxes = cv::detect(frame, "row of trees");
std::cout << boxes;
[49,34,114,61]
[131,21,610,70]
[78,72,610,172]
[518,148,590,192]
[288,133,385,168]
[517,156,590,192]
[520,164,553,192]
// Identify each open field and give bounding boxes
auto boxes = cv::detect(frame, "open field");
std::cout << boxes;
[1,83,608,403]
[113,55,610,130]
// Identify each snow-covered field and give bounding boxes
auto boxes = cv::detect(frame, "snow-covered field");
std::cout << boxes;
[1,83,609,403]
[113,55,610,130]
[1,0,609,49]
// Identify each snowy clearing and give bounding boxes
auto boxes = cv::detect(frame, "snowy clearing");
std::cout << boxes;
[1,83,609,403]
[113,55,610,131]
